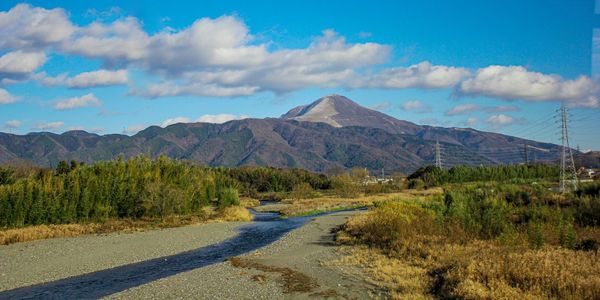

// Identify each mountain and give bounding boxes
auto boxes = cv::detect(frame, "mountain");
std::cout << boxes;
[0,95,570,174]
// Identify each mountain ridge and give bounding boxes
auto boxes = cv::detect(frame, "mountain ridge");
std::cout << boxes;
[0,95,577,173]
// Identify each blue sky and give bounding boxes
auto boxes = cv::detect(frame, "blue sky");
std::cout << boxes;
[1,0,599,150]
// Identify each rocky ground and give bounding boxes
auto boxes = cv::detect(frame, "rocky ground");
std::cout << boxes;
[0,211,377,299]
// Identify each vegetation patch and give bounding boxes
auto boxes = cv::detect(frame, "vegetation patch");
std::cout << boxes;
[335,182,600,299]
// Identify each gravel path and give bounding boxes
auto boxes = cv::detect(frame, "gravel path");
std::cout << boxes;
[0,222,244,292]
[108,211,376,299]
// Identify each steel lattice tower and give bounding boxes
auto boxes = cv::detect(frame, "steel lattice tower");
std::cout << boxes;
[435,140,442,169]
[559,103,578,193]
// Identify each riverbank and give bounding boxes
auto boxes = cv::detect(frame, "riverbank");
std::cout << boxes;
[0,221,244,292]
[108,210,377,299]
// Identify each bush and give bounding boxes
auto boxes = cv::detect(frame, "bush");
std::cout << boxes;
[291,183,316,200]
[528,222,545,249]
[407,178,425,190]
[218,187,240,208]
[331,174,361,198]
[0,167,14,185]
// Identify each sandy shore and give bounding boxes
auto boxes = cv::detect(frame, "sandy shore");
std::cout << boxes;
[0,222,244,292]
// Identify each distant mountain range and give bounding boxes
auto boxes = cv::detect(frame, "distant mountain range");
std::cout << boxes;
[1,94,593,174]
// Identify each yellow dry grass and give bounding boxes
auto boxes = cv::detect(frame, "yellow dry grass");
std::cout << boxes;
[280,188,442,216]
[335,201,600,299]
[215,206,253,222]
[0,205,253,246]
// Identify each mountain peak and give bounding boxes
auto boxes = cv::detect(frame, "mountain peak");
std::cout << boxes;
[281,94,420,134]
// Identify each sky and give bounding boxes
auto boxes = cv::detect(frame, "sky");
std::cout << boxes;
[0,0,599,150]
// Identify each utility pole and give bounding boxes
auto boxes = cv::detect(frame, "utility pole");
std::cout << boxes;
[559,103,578,193]
[524,143,529,165]
[435,140,442,169]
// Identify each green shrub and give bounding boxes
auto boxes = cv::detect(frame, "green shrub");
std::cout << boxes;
[528,222,545,249]
[408,178,425,190]
[218,187,240,208]
[558,220,577,249]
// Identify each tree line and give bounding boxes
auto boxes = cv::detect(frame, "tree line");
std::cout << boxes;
[408,164,560,187]
[0,156,342,228]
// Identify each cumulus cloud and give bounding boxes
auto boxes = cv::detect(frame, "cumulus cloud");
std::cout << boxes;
[5,120,21,129]
[54,93,102,110]
[445,103,522,116]
[0,51,46,77]
[355,61,470,89]
[161,117,190,127]
[34,121,64,130]
[1,3,597,103]
[462,117,478,126]
[485,114,526,129]
[196,114,249,124]
[445,103,480,116]
[66,69,128,88]
[36,69,129,88]
[0,4,74,49]
[458,66,600,108]
[0,88,17,104]
[483,105,520,113]
[400,100,432,113]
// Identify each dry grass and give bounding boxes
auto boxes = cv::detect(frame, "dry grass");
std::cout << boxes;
[0,205,253,246]
[280,189,442,216]
[335,201,600,299]
[215,206,253,222]
[240,197,261,208]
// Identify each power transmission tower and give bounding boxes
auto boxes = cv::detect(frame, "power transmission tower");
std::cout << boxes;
[558,103,578,193]
[523,143,529,165]
[435,140,443,168]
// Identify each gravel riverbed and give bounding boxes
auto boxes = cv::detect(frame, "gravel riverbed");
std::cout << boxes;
[0,222,243,292]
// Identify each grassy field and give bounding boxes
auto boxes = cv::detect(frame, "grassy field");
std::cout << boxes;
[276,189,442,216]
[333,181,600,299]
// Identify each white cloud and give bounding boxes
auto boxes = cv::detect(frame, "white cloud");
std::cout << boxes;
[67,126,84,131]
[54,93,102,110]
[485,114,526,129]
[122,124,146,135]
[0,4,75,49]
[463,117,478,126]
[161,117,190,127]
[445,103,480,116]
[400,100,432,113]
[66,69,128,88]
[5,120,21,129]
[196,114,249,124]
[0,88,17,104]
[458,66,600,108]
[0,51,46,76]
[483,105,520,113]
[61,17,149,66]
[36,69,129,88]
[133,81,259,98]
[34,121,64,130]
[355,61,470,89]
